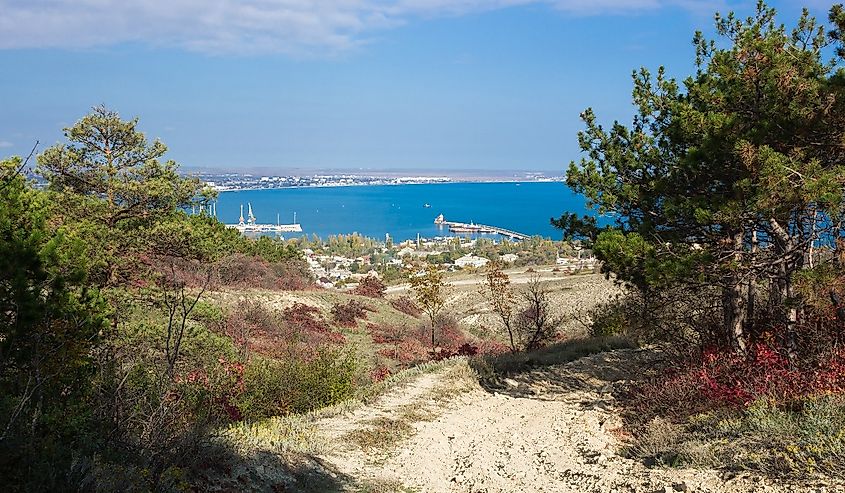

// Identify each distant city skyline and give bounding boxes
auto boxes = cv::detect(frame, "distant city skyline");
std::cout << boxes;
[0,0,832,172]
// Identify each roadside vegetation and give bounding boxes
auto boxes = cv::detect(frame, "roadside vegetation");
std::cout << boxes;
[0,107,355,491]
[557,2,845,481]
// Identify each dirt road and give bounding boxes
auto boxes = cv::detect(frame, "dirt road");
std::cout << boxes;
[313,349,812,493]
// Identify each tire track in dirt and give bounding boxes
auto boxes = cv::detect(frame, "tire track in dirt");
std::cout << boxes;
[316,350,834,493]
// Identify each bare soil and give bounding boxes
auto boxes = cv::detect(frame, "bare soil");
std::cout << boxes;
[309,349,837,493]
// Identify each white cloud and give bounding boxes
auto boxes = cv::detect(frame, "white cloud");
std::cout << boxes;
[0,0,723,55]
[0,141,13,148]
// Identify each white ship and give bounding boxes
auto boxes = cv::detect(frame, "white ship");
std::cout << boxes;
[226,203,303,233]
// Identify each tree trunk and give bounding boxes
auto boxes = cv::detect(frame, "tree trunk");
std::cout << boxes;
[746,230,758,341]
[724,230,747,353]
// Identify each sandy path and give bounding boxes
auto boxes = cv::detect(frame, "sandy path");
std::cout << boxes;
[314,350,827,493]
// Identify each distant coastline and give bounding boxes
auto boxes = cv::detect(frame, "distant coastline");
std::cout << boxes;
[212,178,563,193]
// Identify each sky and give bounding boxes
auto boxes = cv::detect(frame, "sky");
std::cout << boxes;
[0,0,836,173]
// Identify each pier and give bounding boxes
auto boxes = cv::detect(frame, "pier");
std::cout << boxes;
[433,214,530,240]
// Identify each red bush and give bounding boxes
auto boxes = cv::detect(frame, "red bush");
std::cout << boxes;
[476,340,511,356]
[390,296,421,318]
[282,303,331,334]
[626,343,845,424]
[222,301,344,360]
[353,276,387,298]
[331,300,374,327]
[370,366,391,383]
[366,322,406,344]
[217,254,312,291]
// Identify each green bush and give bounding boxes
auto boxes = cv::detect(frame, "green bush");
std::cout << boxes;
[189,300,224,326]
[587,296,632,337]
[236,347,358,421]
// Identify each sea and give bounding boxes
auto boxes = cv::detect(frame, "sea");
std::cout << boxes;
[215,181,590,242]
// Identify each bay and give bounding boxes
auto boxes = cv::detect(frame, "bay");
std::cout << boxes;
[215,181,588,241]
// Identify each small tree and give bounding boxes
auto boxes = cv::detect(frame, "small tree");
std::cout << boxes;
[514,276,562,351]
[408,264,448,350]
[480,261,518,352]
[37,105,202,228]
[37,106,204,289]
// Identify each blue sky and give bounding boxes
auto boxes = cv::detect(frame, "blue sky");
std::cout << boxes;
[0,0,835,173]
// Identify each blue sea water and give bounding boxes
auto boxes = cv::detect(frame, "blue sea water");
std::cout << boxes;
[215,182,589,241]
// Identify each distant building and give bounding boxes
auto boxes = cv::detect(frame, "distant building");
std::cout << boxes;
[397,247,416,257]
[455,254,490,269]
[501,253,519,263]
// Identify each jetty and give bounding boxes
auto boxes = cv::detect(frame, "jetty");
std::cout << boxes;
[433,214,529,240]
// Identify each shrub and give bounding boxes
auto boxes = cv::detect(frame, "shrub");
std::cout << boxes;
[281,303,332,335]
[331,299,374,327]
[585,296,632,338]
[222,301,343,360]
[353,275,387,298]
[217,254,312,291]
[626,344,845,424]
[366,322,406,345]
[512,277,562,351]
[370,366,391,383]
[236,348,358,420]
[190,300,225,327]
[390,295,421,317]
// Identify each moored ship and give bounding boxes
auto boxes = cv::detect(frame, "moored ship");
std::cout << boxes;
[227,203,303,233]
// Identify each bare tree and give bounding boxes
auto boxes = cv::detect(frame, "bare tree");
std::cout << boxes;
[480,261,518,352]
[158,259,212,379]
[514,276,562,351]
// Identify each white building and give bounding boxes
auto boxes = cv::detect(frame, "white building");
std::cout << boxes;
[501,253,519,263]
[455,254,490,269]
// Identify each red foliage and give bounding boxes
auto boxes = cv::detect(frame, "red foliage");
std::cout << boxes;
[370,366,391,383]
[627,344,845,423]
[451,343,479,357]
[222,301,344,360]
[282,303,331,334]
[476,340,511,356]
[366,322,405,344]
[331,300,374,327]
[694,344,845,405]
[390,296,422,318]
[353,276,387,298]
[376,339,429,365]
[217,254,312,291]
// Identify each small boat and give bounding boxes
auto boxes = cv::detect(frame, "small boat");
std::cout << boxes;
[423,203,432,208]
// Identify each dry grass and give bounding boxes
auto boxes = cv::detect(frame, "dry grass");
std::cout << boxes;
[354,478,418,493]
[625,394,845,479]
[344,417,416,452]
[224,357,471,458]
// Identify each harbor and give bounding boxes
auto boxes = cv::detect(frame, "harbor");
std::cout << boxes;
[213,182,575,240]
[226,203,303,234]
